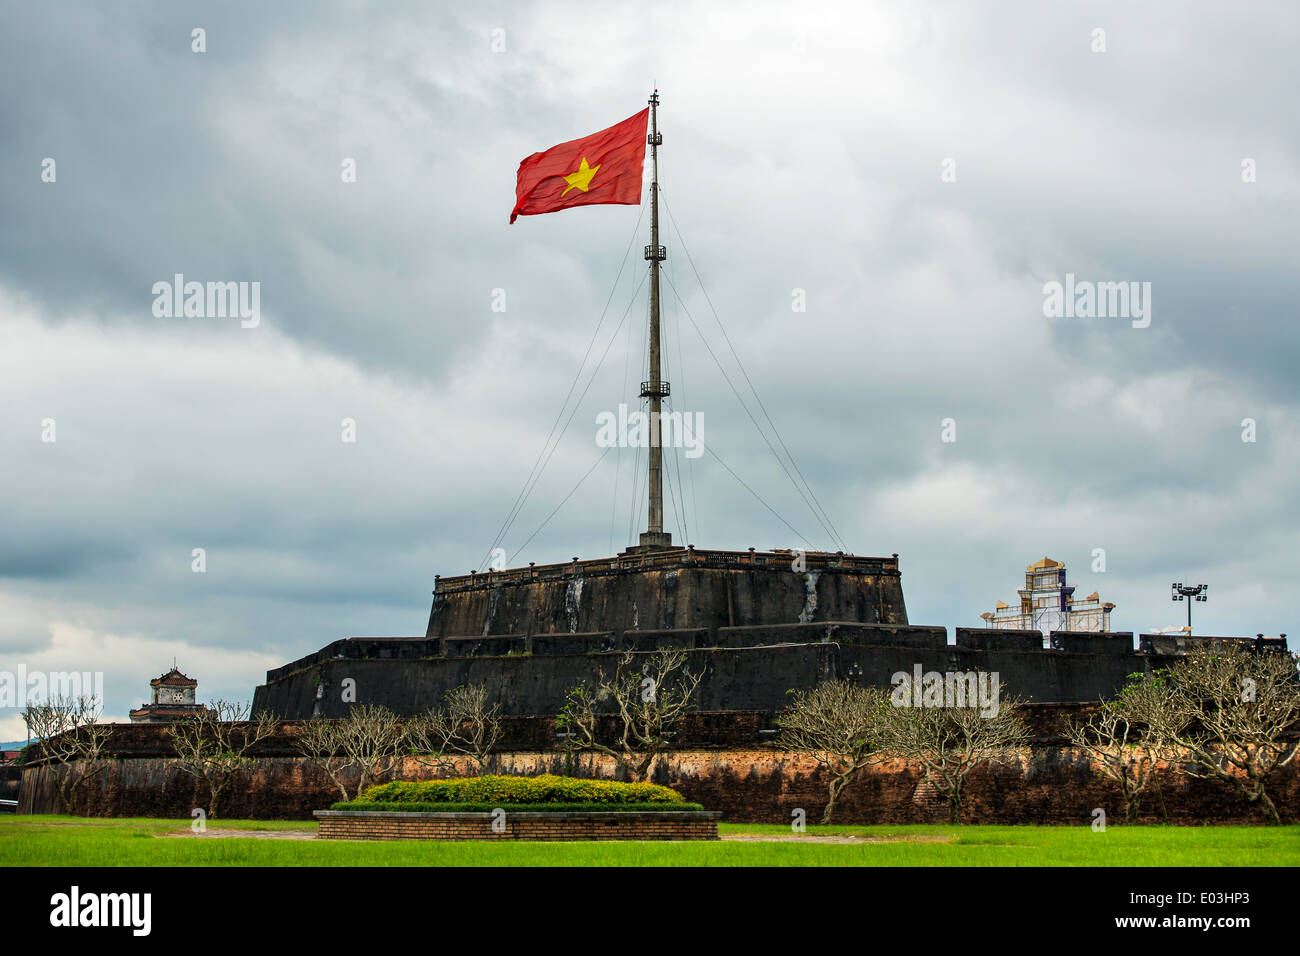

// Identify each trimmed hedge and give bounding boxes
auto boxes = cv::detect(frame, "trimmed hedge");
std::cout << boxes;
[359,775,686,806]
[329,801,705,814]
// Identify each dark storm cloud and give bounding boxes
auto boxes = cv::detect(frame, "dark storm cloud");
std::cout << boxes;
[0,1,1297,734]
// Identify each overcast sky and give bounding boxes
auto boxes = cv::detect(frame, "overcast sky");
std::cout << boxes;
[2,1,1297,736]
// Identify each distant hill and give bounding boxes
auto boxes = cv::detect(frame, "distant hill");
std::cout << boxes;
[0,741,29,751]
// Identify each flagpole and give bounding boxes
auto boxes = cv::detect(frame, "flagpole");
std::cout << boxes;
[639,89,672,551]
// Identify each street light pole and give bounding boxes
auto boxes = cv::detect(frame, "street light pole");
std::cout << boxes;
[1171,582,1209,631]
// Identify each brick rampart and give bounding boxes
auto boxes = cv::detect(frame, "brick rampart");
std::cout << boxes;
[19,743,1299,824]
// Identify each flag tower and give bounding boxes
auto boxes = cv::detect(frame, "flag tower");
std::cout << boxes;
[637,89,673,551]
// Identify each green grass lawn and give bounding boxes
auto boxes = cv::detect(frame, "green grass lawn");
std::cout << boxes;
[1,815,1297,866]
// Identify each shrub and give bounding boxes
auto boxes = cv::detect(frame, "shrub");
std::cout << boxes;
[329,800,704,813]
[358,774,685,806]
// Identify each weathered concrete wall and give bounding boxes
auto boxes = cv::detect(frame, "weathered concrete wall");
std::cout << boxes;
[426,549,908,638]
[253,628,1273,719]
[1138,633,1286,655]
[257,643,846,718]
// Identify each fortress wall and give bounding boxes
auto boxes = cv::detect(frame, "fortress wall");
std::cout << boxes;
[629,628,709,649]
[530,632,619,655]
[955,628,1043,651]
[254,644,844,718]
[1138,634,1287,655]
[426,560,908,638]
[664,747,1300,826]
[266,622,939,682]
[22,705,1076,765]
[265,638,435,685]
[254,627,1278,718]
[838,644,1149,704]
[714,623,947,649]
[21,738,1299,825]
[1051,631,1136,654]
[443,635,527,658]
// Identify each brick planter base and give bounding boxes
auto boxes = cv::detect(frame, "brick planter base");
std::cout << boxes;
[313,809,721,841]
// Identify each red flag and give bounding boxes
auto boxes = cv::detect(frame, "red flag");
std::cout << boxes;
[510,109,648,224]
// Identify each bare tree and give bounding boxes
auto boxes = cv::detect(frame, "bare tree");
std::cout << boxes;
[296,717,353,803]
[1066,674,1178,824]
[1157,646,1300,825]
[776,680,892,824]
[557,648,703,782]
[170,700,277,818]
[295,703,409,802]
[409,684,504,777]
[879,696,1030,824]
[22,694,112,815]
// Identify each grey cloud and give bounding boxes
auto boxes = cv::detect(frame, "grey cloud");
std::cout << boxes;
[0,1,1296,726]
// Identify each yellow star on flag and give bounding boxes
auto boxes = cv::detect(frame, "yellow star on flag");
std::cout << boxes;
[561,157,601,197]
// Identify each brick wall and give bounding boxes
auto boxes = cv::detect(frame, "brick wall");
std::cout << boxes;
[19,713,769,761]
[314,810,720,841]
[19,744,1299,824]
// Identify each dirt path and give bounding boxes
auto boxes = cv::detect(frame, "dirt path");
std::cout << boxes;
[165,828,318,840]
[720,833,954,845]
[162,828,956,844]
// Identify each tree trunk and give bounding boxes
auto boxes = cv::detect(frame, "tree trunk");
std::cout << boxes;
[1125,793,1141,825]
[56,773,74,815]
[1152,774,1169,825]
[631,753,655,783]
[946,780,967,832]
[333,765,351,803]
[1253,789,1281,826]
[209,779,223,820]
[822,773,853,825]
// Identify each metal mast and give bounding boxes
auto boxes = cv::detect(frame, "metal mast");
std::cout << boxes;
[638,89,673,550]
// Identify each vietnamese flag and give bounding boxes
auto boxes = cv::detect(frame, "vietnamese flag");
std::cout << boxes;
[510,109,648,224]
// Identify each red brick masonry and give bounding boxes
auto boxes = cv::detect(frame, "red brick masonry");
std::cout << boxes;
[314,809,721,841]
